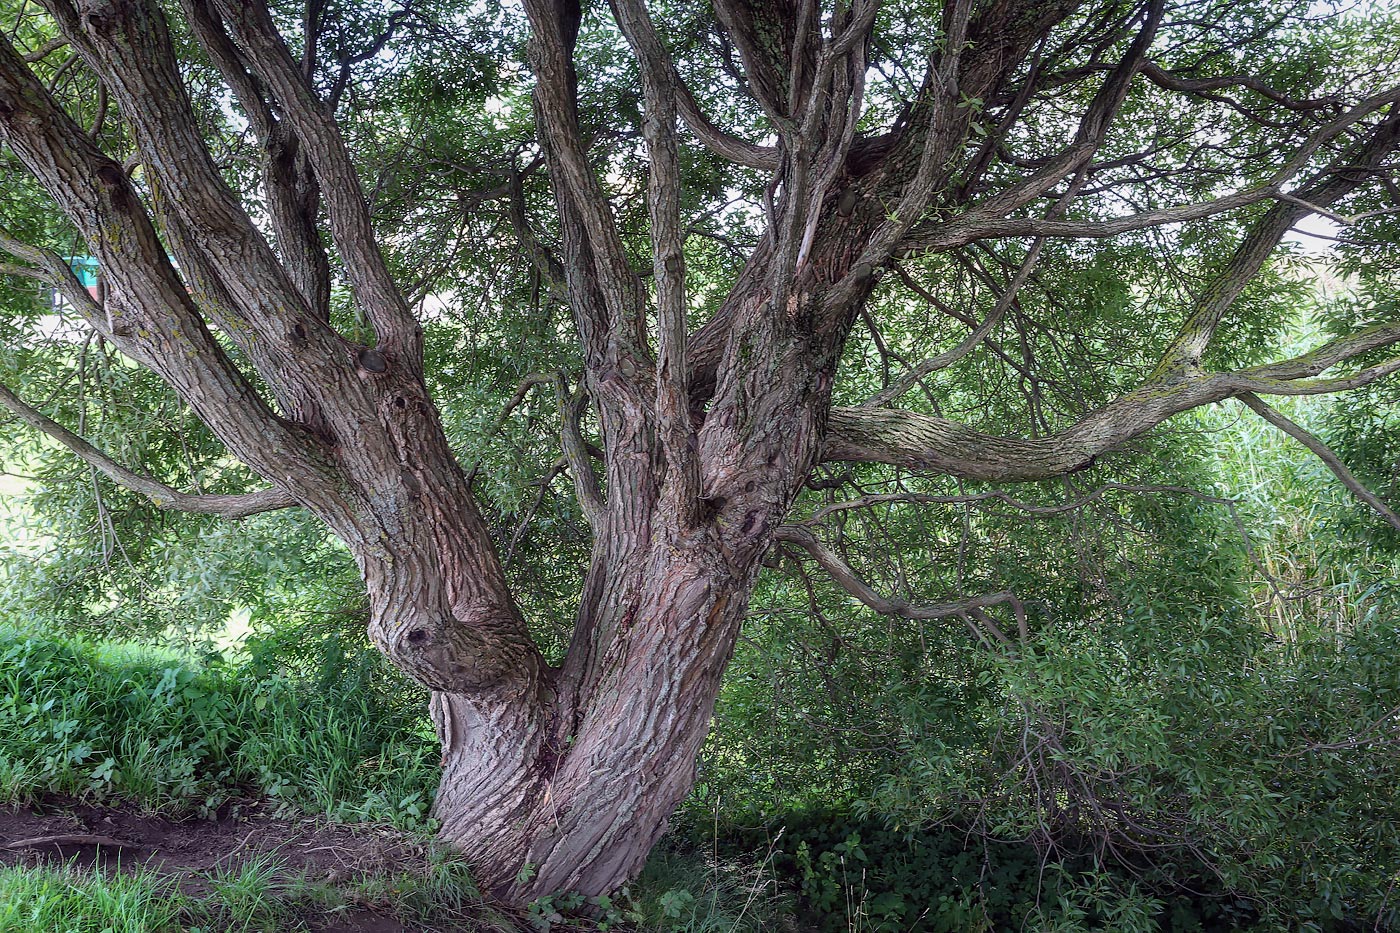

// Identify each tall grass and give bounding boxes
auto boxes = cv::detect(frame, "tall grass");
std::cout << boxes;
[0,625,439,829]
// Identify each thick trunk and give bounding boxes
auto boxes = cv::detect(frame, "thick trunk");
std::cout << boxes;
[433,542,751,900]
[416,218,855,898]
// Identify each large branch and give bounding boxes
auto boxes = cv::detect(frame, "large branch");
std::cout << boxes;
[209,0,422,360]
[709,0,808,131]
[38,0,348,428]
[180,0,331,319]
[524,0,650,365]
[0,32,320,487]
[613,0,700,522]
[823,326,1400,481]
[0,381,297,518]
[674,77,779,170]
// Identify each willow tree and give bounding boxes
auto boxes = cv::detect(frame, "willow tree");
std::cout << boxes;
[1,0,1398,901]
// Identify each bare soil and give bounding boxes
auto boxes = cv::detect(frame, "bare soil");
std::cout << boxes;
[0,796,524,932]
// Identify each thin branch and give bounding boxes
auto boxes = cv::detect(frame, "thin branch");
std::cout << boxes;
[1237,393,1400,532]
[504,456,568,565]
[22,36,68,62]
[795,482,1244,525]
[0,380,296,519]
[1140,60,1337,112]
[908,183,1278,248]
[462,372,556,487]
[864,236,1046,408]
[904,83,1400,254]
[773,524,1021,620]
[1274,191,1400,227]
[505,157,567,300]
[0,230,130,349]
[557,376,604,532]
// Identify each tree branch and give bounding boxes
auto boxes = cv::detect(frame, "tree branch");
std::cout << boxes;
[901,81,1400,254]
[0,31,318,485]
[181,0,331,320]
[613,0,700,523]
[210,0,422,359]
[523,0,649,363]
[1237,393,1400,532]
[831,0,1159,316]
[1140,60,1336,112]
[38,0,345,428]
[557,376,605,532]
[0,381,297,519]
[1154,107,1400,375]
[674,76,779,170]
[506,158,567,300]
[773,524,1021,621]
[0,230,133,352]
[823,322,1400,481]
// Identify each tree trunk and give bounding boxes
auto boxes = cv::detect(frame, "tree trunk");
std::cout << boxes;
[431,539,753,900]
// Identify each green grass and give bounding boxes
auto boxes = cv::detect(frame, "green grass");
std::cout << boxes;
[630,846,789,933]
[0,861,223,933]
[0,626,440,830]
[0,855,517,933]
[0,626,796,932]
[0,862,179,933]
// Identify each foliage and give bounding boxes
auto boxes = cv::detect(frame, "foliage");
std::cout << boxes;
[0,624,438,829]
[684,390,1400,929]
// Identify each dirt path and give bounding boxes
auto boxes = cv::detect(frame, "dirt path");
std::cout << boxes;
[0,796,521,932]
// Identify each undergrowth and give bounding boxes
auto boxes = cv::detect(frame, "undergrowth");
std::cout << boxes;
[0,625,791,932]
[0,623,439,830]
[6,621,1394,932]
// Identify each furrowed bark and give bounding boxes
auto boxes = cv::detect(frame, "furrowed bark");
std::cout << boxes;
[0,30,322,491]
[822,331,1400,481]
[210,0,423,359]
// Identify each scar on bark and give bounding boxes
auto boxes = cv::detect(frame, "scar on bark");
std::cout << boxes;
[357,347,388,373]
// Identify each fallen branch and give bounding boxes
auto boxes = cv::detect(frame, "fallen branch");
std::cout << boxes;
[4,833,138,850]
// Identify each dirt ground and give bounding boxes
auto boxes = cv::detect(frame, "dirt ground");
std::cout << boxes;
[0,796,517,932]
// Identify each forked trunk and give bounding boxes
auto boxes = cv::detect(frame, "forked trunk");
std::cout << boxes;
[430,546,754,900]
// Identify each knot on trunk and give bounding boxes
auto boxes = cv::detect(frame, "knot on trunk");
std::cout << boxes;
[369,608,544,696]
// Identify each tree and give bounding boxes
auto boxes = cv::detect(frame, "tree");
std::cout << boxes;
[0,0,1397,902]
